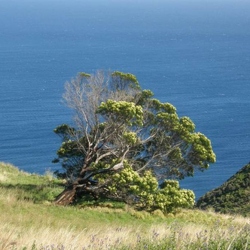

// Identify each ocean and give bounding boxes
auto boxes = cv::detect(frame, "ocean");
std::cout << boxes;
[1,0,250,198]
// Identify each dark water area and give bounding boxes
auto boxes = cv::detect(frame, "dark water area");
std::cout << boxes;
[1,0,250,198]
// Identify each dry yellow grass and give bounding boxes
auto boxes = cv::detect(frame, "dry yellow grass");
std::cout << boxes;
[0,216,168,249]
[1,203,250,250]
[0,220,200,249]
[1,217,249,250]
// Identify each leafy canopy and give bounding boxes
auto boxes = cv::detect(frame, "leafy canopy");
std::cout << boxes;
[53,70,215,212]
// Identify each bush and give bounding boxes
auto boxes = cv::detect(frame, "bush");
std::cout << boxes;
[103,165,195,213]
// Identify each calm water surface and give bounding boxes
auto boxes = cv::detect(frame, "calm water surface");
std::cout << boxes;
[1,0,250,198]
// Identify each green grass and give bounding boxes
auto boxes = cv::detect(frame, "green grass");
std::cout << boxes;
[0,162,63,203]
[0,162,250,249]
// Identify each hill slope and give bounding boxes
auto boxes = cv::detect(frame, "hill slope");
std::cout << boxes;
[1,162,250,249]
[196,163,250,215]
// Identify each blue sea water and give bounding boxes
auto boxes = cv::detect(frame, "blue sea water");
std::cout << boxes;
[1,0,250,198]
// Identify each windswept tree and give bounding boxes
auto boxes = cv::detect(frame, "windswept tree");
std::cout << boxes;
[53,70,216,212]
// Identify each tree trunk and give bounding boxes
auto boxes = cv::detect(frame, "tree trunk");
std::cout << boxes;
[54,185,77,206]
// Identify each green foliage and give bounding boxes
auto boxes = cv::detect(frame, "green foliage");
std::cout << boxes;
[103,165,195,213]
[111,71,140,90]
[78,72,91,78]
[122,131,138,145]
[197,163,250,216]
[53,70,215,211]
[97,99,144,126]
[154,180,195,213]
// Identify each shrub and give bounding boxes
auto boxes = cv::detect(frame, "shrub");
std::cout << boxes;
[103,165,195,213]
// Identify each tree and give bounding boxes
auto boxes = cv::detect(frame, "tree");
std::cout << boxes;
[53,70,216,212]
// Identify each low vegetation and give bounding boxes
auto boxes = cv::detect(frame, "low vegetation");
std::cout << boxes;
[1,162,250,249]
[197,163,250,216]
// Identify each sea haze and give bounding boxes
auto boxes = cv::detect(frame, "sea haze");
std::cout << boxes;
[1,0,250,198]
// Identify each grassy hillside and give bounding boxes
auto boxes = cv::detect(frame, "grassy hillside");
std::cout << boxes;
[1,162,250,249]
[197,163,250,216]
